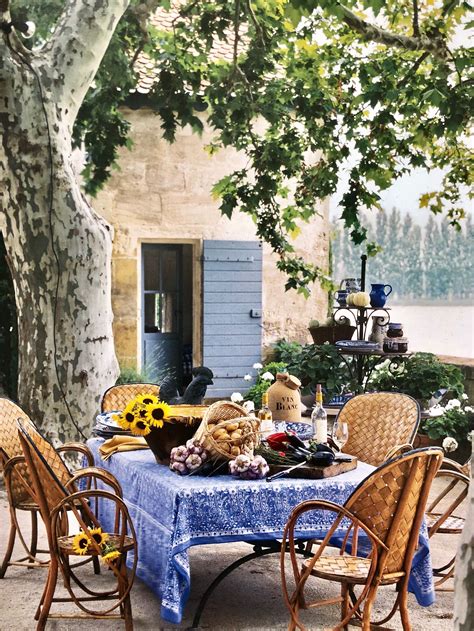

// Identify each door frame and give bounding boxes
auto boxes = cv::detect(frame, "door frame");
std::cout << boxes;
[137,238,202,374]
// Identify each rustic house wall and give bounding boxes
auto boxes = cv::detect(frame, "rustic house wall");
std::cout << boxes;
[94,108,330,369]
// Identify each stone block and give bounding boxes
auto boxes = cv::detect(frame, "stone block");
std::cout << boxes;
[113,319,138,365]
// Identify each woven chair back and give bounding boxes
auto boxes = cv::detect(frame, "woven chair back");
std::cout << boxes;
[345,447,443,575]
[17,422,70,530]
[101,383,160,412]
[19,421,72,489]
[337,393,420,466]
[0,398,37,505]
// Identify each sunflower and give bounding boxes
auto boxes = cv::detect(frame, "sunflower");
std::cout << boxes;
[101,549,121,564]
[87,527,109,548]
[145,401,172,428]
[72,532,90,555]
[113,407,137,431]
[130,416,151,436]
[135,394,159,407]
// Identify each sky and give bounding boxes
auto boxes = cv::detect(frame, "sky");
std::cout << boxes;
[330,167,473,226]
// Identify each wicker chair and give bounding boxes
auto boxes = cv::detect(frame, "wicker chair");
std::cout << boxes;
[334,392,420,466]
[426,459,470,590]
[0,398,93,577]
[18,421,137,630]
[101,383,160,412]
[281,447,443,631]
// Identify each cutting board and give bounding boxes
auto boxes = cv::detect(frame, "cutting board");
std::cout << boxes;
[267,455,357,479]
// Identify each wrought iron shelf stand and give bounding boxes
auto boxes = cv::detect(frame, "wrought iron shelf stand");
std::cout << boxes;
[334,255,409,389]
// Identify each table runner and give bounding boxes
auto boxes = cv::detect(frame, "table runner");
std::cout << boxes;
[87,438,434,623]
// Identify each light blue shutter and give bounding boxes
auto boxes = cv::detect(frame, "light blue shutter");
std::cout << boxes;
[202,240,262,398]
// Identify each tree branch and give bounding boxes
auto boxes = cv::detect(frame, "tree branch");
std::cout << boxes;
[412,0,420,37]
[338,3,447,59]
[44,0,130,128]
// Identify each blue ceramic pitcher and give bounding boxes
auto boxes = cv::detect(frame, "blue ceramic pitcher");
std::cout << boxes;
[370,283,392,308]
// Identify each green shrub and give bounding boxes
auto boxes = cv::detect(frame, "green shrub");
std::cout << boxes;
[420,399,473,444]
[368,352,464,407]
[116,365,153,385]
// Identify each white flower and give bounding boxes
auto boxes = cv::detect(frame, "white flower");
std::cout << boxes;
[464,406,474,413]
[261,371,275,381]
[231,392,244,403]
[467,431,473,443]
[442,437,458,453]
[243,373,252,381]
[461,393,468,400]
[252,362,263,370]
[445,399,461,410]
[428,405,445,418]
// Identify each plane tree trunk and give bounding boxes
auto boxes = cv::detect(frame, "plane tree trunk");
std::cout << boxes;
[0,0,129,441]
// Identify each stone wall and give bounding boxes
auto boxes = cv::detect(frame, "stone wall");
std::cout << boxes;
[95,108,329,369]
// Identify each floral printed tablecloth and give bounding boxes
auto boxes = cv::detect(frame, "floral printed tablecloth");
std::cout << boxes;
[87,438,434,624]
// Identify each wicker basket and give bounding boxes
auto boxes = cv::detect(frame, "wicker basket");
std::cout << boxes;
[309,324,356,345]
[144,404,207,464]
[193,401,261,461]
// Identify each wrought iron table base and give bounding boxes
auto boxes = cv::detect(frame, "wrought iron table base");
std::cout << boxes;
[189,540,312,629]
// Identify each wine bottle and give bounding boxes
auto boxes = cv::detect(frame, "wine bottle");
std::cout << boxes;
[311,384,327,444]
[258,391,274,438]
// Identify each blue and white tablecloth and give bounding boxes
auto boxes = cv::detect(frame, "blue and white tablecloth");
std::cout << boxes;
[87,438,435,623]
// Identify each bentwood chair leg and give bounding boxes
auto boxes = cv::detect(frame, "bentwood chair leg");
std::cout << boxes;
[29,511,38,563]
[361,586,377,631]
[0,519,16,578]
[399,585,412,631]
[37,557,58,631]
[340,584,349,630]
[118,560,133,631]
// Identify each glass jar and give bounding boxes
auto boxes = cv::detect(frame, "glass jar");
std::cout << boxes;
[383,337,408,353]
[387,323,404,338]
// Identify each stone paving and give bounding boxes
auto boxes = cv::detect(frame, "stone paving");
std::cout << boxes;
[0,484,458,630]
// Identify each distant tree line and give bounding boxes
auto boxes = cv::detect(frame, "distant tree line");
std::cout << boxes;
[331,209,473,302]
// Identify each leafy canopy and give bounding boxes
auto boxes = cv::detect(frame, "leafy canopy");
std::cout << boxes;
[12,0,473,295]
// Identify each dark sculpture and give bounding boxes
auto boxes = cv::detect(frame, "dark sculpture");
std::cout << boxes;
[159,367,214,405]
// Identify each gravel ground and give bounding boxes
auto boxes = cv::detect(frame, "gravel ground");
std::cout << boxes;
[0,486,457,631]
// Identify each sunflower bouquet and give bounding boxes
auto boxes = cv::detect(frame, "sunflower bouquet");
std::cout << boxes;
[113,394,172,436]
[72,528,120,564]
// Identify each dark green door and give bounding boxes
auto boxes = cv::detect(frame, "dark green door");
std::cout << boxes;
[142,244,183,384]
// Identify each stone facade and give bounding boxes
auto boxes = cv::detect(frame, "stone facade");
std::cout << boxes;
[94,108,330,370]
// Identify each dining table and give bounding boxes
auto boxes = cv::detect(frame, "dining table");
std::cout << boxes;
[87,437,435,625]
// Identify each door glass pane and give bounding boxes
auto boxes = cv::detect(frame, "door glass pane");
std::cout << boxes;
[161,292,176,333]
[161,249,178,292]
[144,292,177,333]
[144,294,160,333]
[144,249,160,291]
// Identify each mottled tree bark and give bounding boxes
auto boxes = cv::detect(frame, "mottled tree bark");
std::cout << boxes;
[454,451,473,630]
[0,0,129,441]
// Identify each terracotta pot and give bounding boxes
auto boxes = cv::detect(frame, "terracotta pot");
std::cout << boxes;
[413,433,442,449]
[308,325,356,345]
[413,432,471,464]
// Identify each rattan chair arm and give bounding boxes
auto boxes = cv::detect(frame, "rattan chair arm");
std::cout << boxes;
[288,499,388,552]
[57,442,94,467]
[441,457,471,476]
[437,468,470,484]
[65,466,123,497]
[2,454,26,477]
[384,443,413,461]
